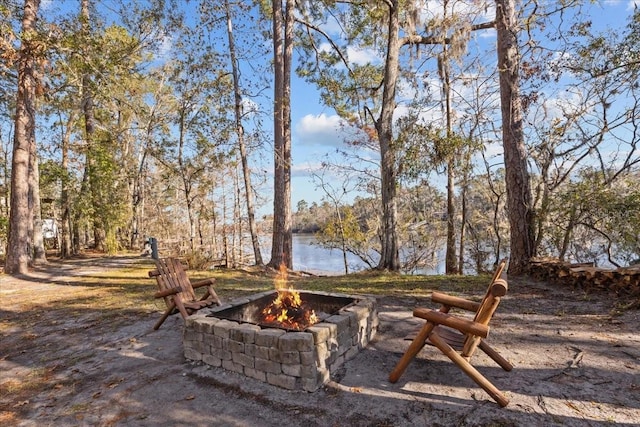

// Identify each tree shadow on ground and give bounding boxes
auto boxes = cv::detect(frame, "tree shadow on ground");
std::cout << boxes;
[1,256,638,426]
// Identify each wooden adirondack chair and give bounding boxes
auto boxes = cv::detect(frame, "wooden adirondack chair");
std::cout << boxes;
[149,258,222,330]
[388,259,513,407]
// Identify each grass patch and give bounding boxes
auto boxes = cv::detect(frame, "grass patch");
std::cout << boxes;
[187,267,492,300]
[3,258,496,329]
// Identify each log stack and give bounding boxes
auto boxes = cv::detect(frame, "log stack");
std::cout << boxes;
[528,257,640,299]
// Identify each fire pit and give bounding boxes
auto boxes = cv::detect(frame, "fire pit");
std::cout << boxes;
[183,290,378,391]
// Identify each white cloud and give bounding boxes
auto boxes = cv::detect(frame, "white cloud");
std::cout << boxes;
[291,160,322,178]
[242,98,259,115]
[295,113,349,147]
[482,141,504,159]
[317,42,332,54]
[346,46,381,66]
[317,42,381,67]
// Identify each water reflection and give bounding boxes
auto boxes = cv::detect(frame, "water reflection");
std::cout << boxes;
[262,234,443,275]
[291,234,368,275]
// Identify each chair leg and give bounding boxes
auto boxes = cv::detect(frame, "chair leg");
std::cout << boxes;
[203,285,221,305]
[154,305,175,330]
[173,296,190,319]
[479,340,513,371]
[429,332,509,407]
[389,322,436,383]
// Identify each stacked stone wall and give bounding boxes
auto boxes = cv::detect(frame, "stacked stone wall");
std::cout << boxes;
[183,292,378,391]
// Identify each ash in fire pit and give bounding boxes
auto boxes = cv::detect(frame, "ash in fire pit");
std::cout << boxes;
[183,290,377,391]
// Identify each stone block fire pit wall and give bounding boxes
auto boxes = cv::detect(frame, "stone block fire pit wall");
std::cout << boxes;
[183,290,378,392]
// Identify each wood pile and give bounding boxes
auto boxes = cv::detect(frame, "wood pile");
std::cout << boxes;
[528,257,640,298]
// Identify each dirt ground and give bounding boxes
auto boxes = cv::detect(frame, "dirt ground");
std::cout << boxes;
[1,256,639,426]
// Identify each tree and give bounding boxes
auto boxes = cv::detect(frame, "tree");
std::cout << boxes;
[5,0,40,274]
[78,0,107,250]
[312,168,358,274]
[268,0,294,269]
[522,6,640,265]
[296,1,494,272]
[29,120,45,263]
[6,0,40,274]
[495,0,535,275]
[223,0,263,266]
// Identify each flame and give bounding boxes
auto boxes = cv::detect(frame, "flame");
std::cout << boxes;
[261,264,318,330]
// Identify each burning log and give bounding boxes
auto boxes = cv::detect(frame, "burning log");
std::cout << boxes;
[261,290,319,330]
[259,265,320,330]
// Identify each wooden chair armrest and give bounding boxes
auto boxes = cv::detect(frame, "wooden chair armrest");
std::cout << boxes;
[431,292,481,312]
[413,307,489,338]
[149,270,160,278]
[154,286,182,298]
[191,278,216,288]
[491,275,508,296]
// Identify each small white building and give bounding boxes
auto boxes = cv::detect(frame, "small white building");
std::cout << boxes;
[42,218,58,239]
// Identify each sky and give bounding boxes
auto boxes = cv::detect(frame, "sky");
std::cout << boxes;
[34,0,640,218]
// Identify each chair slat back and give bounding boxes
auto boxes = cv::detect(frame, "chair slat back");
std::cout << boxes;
[462,259,509,357]
[154,258,197,302]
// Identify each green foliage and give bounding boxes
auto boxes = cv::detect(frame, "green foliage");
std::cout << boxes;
[86,132,130,245]
[104,229,121,255]
[547,170,640,265]
[398,122,478,180]
[320,206,366,246]
[316,205,378,268]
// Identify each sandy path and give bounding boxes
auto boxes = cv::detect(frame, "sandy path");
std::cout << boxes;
[1,256,639,426]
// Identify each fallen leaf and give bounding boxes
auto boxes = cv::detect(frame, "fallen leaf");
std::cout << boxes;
[106,378,124,389]
[565,401,581,412]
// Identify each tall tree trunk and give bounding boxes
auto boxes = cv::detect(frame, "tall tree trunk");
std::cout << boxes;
[375,0,400,271]
[445,161,457,273]
[130,73,166,251]
[270,0,284,268]
[444,109,457,274]
[232,167,240,267]
[438,16,458,275]
[2,137,9,218]
[224,0,263,266]
[458,155,471,274]
[30,145,46,263]
[6,0,40,275]
[282,0,293,268]
[496,0,535,275]
[131,145,148,250]
[80,0,105,251]
[558,205,576,261]
[177,106,196,252]
[60,114,73,258]
[269,0,293,269]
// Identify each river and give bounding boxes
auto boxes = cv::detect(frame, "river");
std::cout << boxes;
[281,234,445,275]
